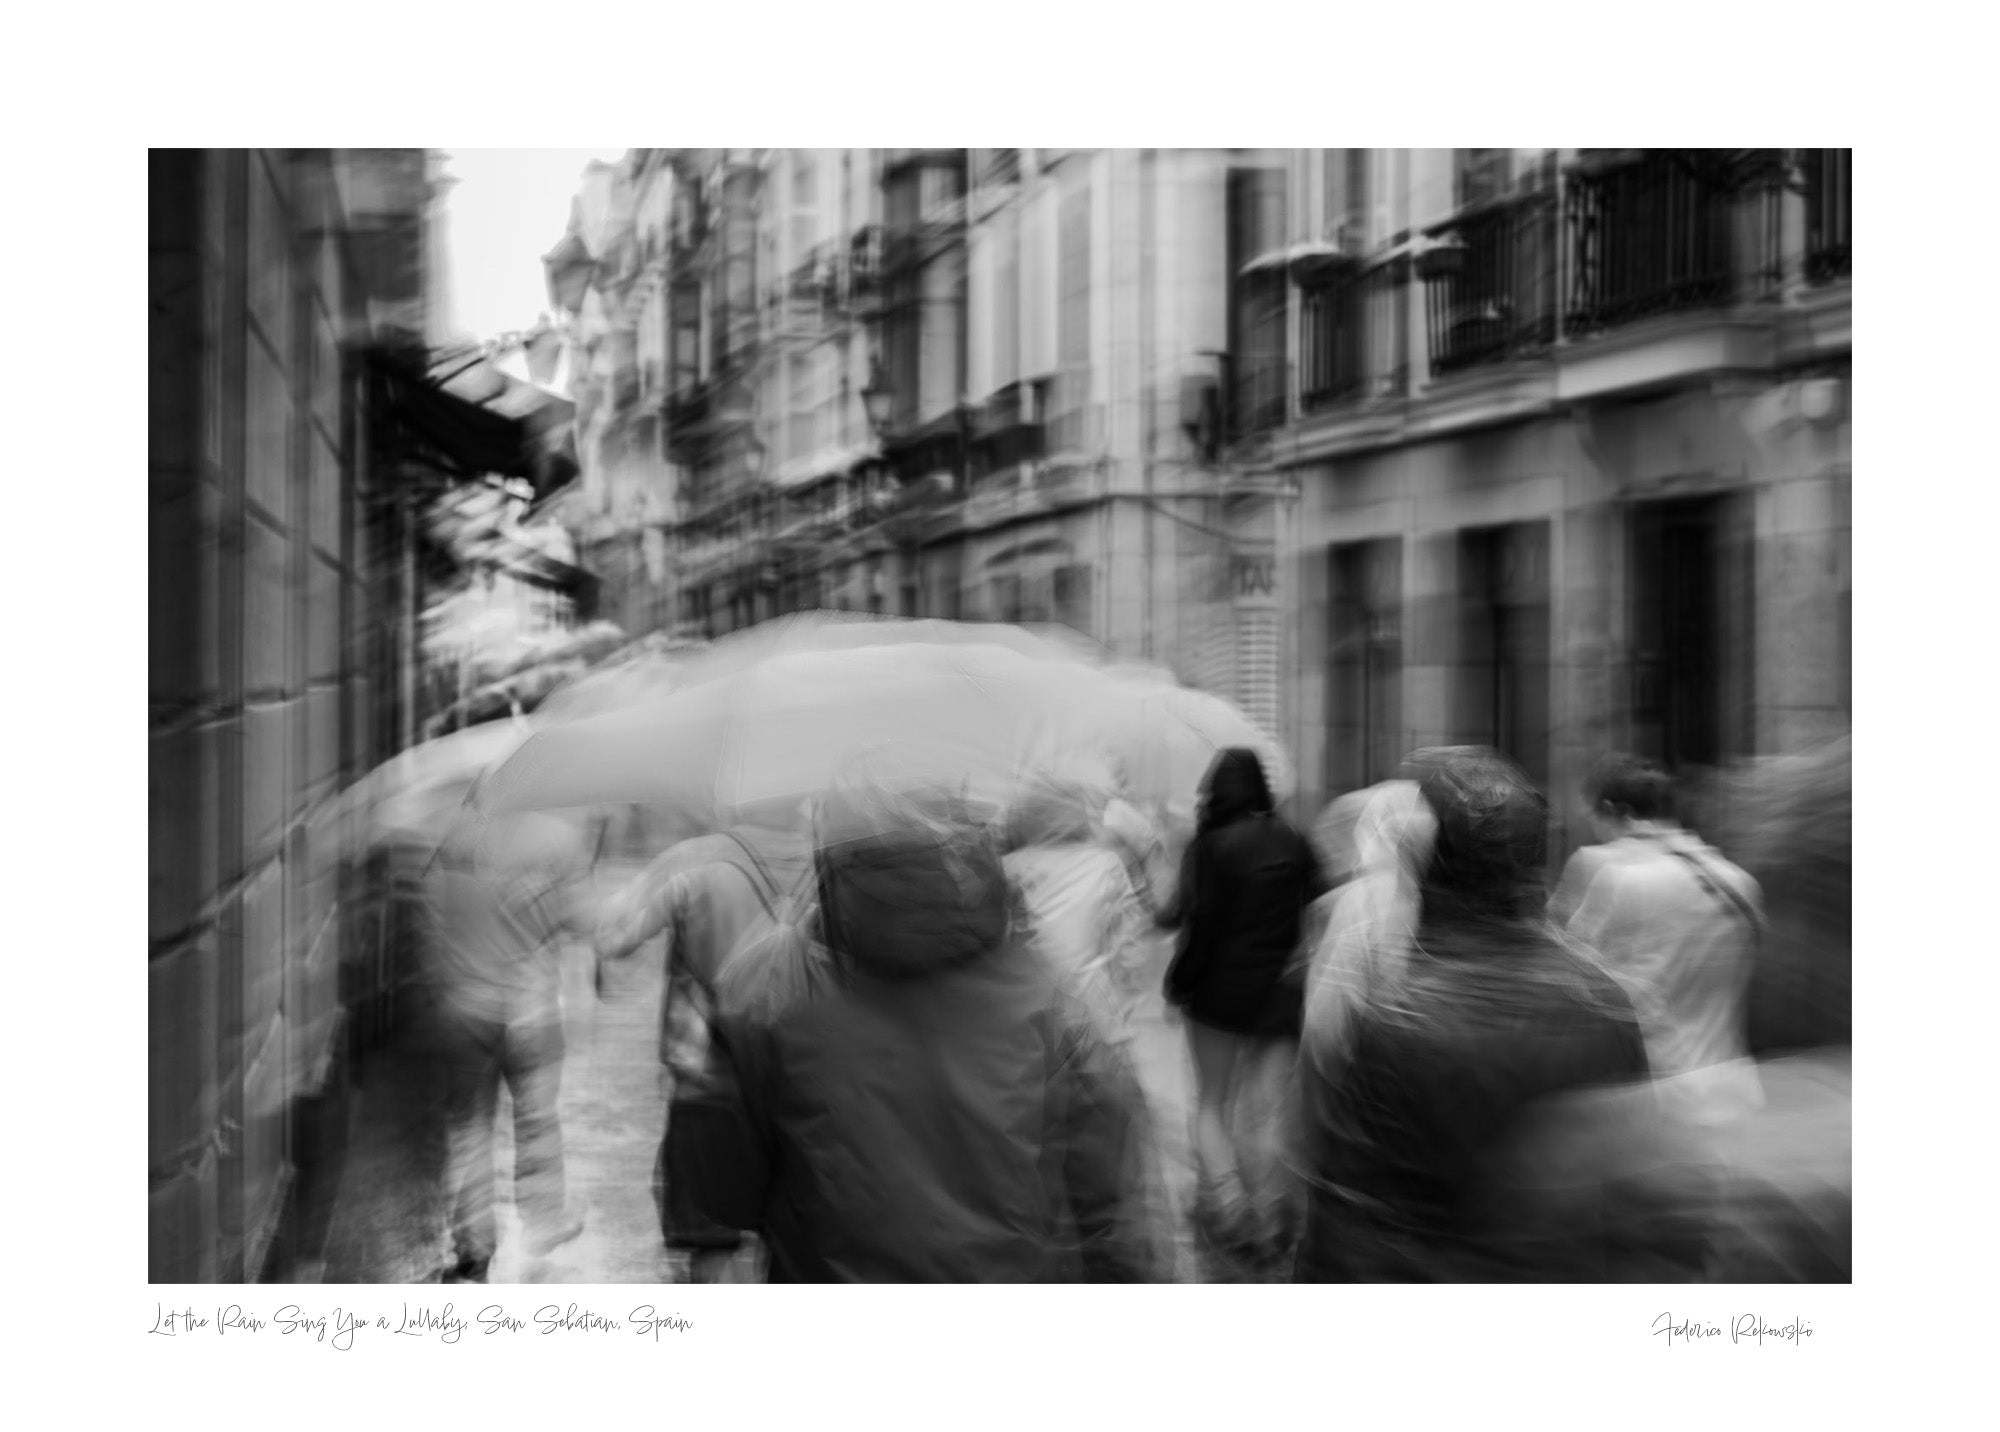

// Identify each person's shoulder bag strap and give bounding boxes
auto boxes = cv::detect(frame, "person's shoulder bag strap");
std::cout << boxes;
[1667,848,1763,938]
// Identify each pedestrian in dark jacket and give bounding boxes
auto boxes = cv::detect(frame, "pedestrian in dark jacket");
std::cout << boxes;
[1292,748,1651,1282]
[664,780,1159,1282]
[1158,747,1327,1257]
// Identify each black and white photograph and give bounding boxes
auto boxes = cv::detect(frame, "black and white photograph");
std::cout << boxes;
[147,145,1854,1291]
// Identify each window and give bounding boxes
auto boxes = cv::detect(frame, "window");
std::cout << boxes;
[1455,149,1512,210]
[787,355,813,463]
[989,574,1023,624]
[1053,563,1093,635]
[1324,149,1371,247]
[1457,523,1552,794]
[994,217,1020,391]
[1058,186,1091,371]
[1227,167,1289,437]
[1326,539,1403,795]
[1628,496,1754,773]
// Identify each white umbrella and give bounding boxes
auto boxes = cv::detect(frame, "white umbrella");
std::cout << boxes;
[343,719,534,854]
[476,638,1131,830]
[1111,680,1295,829]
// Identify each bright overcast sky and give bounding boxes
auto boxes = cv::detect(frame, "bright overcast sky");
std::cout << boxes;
[436,148,626,342]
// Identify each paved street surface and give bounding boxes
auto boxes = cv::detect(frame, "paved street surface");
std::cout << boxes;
[319,865,1286,1284]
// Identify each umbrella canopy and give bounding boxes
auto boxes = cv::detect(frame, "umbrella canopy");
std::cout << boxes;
[1112,680,1295,829]
[665,611,1097,691]
[476,638,1132,829]
[344,719,533,854]
[535,652,688,720]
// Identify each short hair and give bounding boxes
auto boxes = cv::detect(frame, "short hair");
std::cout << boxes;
[1585,754,1676,822]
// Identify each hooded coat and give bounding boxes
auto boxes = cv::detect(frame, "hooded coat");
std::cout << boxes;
[1292,751,1651,1282]
[664,783,1158,1282]
[1160,749,1328,1037]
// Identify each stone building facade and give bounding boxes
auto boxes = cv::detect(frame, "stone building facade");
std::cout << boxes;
[1250,149,1850,846]
[149,148,460,1281]
[548,150,1850,841]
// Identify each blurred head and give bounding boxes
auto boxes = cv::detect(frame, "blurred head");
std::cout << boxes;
[1415,748,1550,927]
[1355,780,1437,886]
[1004,772,1099,852]
[1584,754,1677,841]
[1199,747,1274,831]
[809,778,1010,974]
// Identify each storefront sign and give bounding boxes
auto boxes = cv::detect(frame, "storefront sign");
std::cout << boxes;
[1232,553,1277,603]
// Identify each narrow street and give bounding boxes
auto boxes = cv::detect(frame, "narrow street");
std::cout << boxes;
[317,868,1262,1284]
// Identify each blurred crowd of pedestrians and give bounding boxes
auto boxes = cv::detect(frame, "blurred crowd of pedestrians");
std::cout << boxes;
[404,733,1849,1283]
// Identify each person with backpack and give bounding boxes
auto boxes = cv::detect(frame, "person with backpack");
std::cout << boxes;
[1560,755,1766,1125]
[595,815,814,1282]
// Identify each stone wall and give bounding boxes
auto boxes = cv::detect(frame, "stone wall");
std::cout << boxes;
[150,149,404,1282]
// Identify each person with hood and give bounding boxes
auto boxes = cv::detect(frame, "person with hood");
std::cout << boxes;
[1291,748,1651,1282]
[421,809,591,1283]
[663,777,1159,1282]
[595,814,814,1282]
[1157,747,1328,1256]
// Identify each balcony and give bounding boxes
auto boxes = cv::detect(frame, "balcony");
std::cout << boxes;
[1563,151,1735,337]
[1802,149,1851,285]
[1301,255,1410,411]
[1423,192,1558,376]
[967,381,1046,478]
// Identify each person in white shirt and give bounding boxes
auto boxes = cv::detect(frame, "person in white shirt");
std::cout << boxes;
[1560,755,1764,1124]
[1002,773,1148,1043]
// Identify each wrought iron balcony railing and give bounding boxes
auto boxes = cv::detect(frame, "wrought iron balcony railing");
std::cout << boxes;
[1423,192,1558,376]
[1803,148,1851,285]
[1300,255,1411,411]
[1563,150,1735,336]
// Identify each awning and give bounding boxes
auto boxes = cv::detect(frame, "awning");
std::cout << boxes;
[370,346,536,483]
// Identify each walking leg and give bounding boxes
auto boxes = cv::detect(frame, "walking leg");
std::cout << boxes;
[1187,1021,1251,1243]
[505,1018,583,1257]
[440,1018,502,1277]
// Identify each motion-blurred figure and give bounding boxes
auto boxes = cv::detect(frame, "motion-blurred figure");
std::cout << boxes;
[1292,749,1650,1282]
[1003,774,1148,1042]
[1095,752,1169,917]
[1502,743,1851,1282]
[1702,735,1850,1056]
[665,780,1158,1281]
[1559,755,1764,1125]
[595,817,813,1282]
[1158,748,1328,1261]
[1298,778,1437,1169]
[421,811,591,1282]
